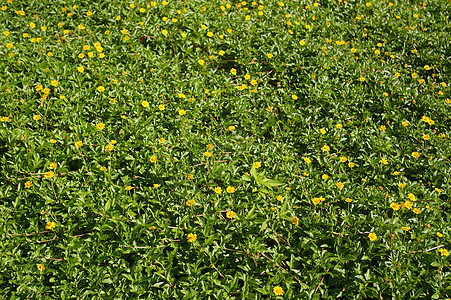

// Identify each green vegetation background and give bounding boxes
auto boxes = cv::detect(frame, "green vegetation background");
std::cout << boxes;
[0,0,450,298]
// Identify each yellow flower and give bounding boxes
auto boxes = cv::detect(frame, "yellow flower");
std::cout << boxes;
[402,226,410,231]
[97,86,105,92]
[253,162,261,169]
[226,210,236,219]
[44,171,54,178]
[214,187,222,194]
[340,156,347,162]
[336,123,342,129]
[273,286,283,296]
[291,95,298,100]
[411,73,418,78]
[437,232,444,238]
[219,50,225,56]
[276,195,283,202]
[368,232,377,241]
[424,65,431,70]
[178,109,186,116]
[49,163,57,169]
[100,166,107,171]
[230,68,237,75]
[398,183,406,188]
[207,31,213,37]
[320,128,326,134]
[141,101,149,108]
[380,158,388,165]
[412,208,422,214]
[348,162,355,168]
[206,144,214,150]
[402,121,409,127]
[37,264,45,271]
[299,40,306,46]
[186,199,195,206]
[267,53,273,59]
[96,123,105,130]
[422,134,430,140]
[78,24,85,30]
[150,156,157,163]
[187,174,194,180]
[292,216,299,226]
[439,248,449,257]
[322,174,329,180]
[390,202,400,210]
[33,115,41,121]
[187,233,197,243]
[366,2,372,7]
[412,152,420,158]
[77,66,84,73]
[198,59,205,66]
[125,186,133,191]
[226,186,235,194]
[153,184,160,188]
[1,116,9,122]
[336,182,344,189]
[25,181,33,188]
[404,200,413,209]
[45,221,56,230]
[228,125,236,131]
[75,141,83,148]
[303,157,311,164]
[322,144,330,152]
[161,29,168,35]
[158,104,165,111]
[359,77,366,82]
[105,144,114,151]
[204,151,213,157]
[312,197,321,205]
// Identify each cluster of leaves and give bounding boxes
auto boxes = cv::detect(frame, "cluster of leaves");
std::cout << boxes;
[0,0,450,298]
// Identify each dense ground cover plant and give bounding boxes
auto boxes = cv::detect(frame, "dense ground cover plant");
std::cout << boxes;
[0,0,450,298]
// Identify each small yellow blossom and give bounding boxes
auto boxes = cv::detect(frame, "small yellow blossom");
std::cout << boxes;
[187,233,197,243]
[226,210,236,219]
[44,171,54,178]
[439,248,449,257]
[368,232,377,241]
[226,186,235,194]
[273,286,283,296]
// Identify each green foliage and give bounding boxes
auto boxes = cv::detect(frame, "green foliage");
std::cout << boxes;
[0,0,450,298]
